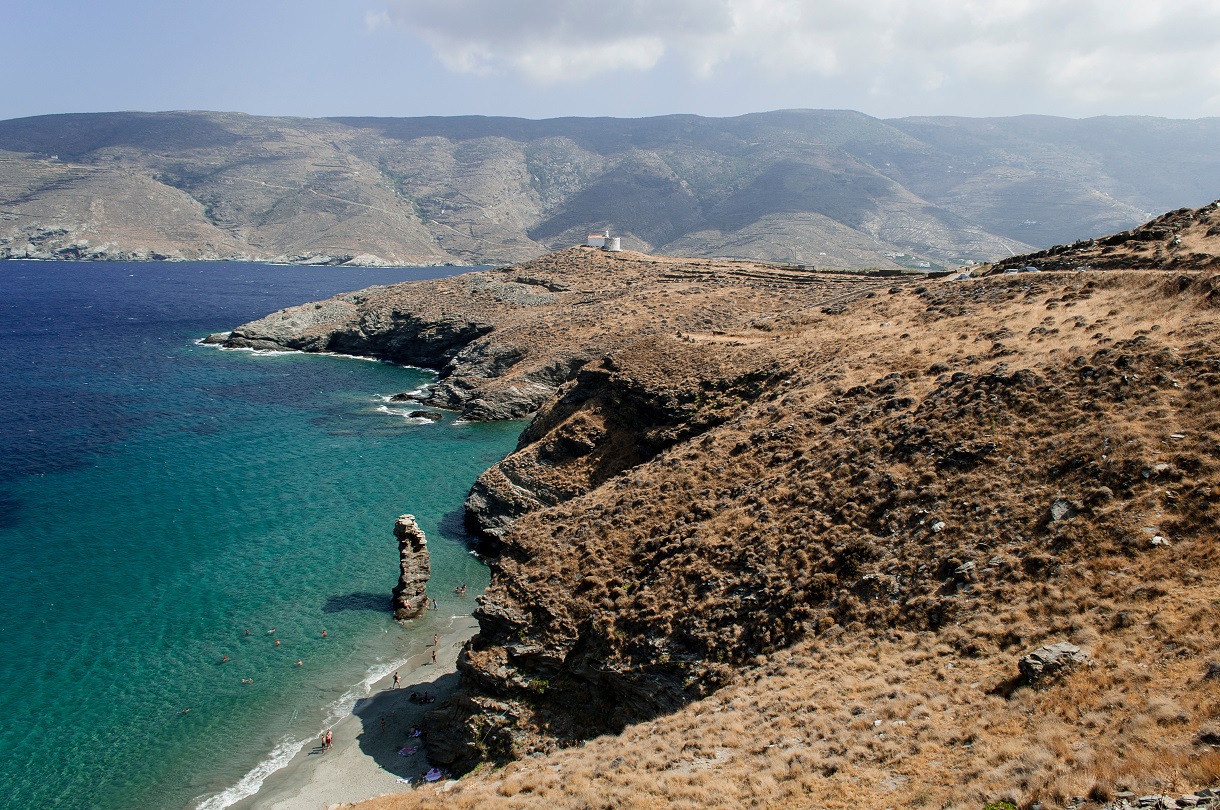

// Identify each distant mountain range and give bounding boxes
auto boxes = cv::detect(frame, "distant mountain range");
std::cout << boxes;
[1,110,1217,268]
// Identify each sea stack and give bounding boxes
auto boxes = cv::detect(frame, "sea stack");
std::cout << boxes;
[390,514,430,619]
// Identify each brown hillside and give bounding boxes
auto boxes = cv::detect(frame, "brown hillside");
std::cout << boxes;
[990,201,1220,273]
[222,204,1220,809]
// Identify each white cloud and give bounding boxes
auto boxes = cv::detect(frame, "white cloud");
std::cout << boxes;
[373,0,729,82]
[371,0,1220,114]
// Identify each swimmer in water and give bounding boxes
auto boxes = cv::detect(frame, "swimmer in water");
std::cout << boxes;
[241,678,253,684]
[275,640,281,647]
[321,629,327,638]
[296,660,303,667]
[267,628,276,635]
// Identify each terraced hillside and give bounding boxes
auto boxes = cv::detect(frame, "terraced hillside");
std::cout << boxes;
[4,111,1220,268]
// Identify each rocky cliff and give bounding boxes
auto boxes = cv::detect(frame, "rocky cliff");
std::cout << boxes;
[338,204,1220,810]
[230,204,1220,807]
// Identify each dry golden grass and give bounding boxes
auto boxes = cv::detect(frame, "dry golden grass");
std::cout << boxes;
[335,212,1220,810]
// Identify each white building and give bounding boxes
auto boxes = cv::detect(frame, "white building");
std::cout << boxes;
[586,229,622,251]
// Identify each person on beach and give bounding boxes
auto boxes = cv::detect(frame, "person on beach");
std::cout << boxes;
[325,729,332,750]
[433,634,438,646]
[393,671,400,688]
[432,649,437,664]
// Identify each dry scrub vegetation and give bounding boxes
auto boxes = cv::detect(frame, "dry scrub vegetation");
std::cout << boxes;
[350,203,1220,810]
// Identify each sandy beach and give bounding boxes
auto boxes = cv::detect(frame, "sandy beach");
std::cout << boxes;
[229,614,476,810]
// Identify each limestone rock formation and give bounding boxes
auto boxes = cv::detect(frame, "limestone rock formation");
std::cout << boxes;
[390,514,429,620]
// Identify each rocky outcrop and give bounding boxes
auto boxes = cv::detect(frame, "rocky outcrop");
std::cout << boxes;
[989,200,1220,273]
[219,276,544,419]
[462,346,783,543]
[216,248,865,423]
[1018,642,1091,683]
[390,515,430,620]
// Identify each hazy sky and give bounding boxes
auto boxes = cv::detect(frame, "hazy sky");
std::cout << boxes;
[5,0,1219,122]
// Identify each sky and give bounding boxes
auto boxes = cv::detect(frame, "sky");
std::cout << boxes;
[5,0,1219,122]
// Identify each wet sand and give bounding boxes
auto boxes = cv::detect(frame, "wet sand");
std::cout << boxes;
[231,616,475,810]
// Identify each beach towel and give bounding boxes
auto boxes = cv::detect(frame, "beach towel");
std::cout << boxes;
[398,746,418,757]
[424,768,442,782]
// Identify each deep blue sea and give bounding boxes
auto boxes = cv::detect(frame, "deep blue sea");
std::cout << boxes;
[0,261,522,810]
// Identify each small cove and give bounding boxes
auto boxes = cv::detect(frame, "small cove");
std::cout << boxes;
[0,261,522,810]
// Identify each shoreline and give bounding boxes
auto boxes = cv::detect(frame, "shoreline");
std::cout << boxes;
[221,614,477,810]
[0,256,488,269]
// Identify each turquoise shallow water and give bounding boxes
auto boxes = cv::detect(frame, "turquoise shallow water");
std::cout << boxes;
[0,261,522,810]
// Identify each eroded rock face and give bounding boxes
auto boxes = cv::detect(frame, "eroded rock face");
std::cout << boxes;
[390,514,430,619]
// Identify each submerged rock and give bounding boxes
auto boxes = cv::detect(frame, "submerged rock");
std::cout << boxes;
[391,514,430,619]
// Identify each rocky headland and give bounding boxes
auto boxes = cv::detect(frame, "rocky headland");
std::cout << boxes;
[225,202,1220,809]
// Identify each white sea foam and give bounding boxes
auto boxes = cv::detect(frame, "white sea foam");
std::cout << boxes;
[317,351,382,363]
[192,655,415,810]
[191,735,308,810]
[196,341,437,376]
[375,393,420,405]
[198,343,297,357]
[374,405,437,424]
